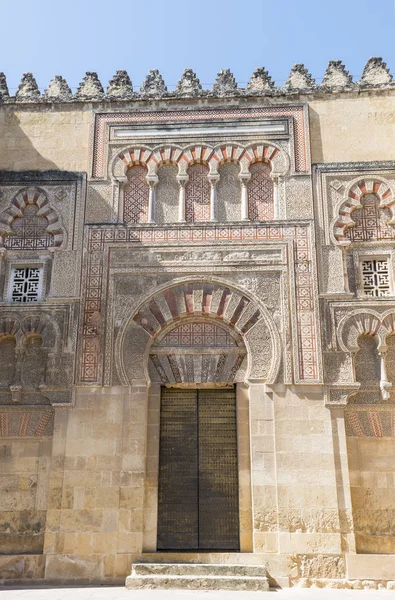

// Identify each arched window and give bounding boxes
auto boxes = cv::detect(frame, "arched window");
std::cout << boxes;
[248,162,274,221]
[354,334,381,402]
[346,194,394,242]
[0,335,16,388]
[216,163,240,222]
[123,165,149,224]
[4,204,53,250]
[155,165,179,223]
[185,163,210,223]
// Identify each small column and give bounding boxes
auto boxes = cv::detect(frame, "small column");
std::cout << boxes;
[341,243,351,294]
[146,176,158,224]
[177,175,188,223]
[239,174,251,221]
[10,347,24,403]
[378,347,392,400]
[208,175,219,222]
[273,176,279,218]
[116,176,127,223]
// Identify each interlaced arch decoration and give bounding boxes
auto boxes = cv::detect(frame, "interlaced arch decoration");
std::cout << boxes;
[338,309,388,353]
[117,278,281,386]
[0,188,65,249]
[111,141,289,180]
[334,178,395,243]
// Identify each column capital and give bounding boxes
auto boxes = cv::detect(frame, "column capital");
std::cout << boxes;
[146,175,158,188]
[176,174,188,187]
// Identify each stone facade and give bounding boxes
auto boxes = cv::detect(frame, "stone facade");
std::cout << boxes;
[1,58,395,589]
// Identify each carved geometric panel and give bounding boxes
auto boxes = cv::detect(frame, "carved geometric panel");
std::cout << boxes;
[4,204,53,250]
[248,162,274,221]
[185,164,211,222]
[157,322,237,348]
[123,165,149,224]
[346,194,394,242]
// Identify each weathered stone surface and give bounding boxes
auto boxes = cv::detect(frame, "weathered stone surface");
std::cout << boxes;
[360,57,393,86]
[285,64,315,90]
[76,72,104,99]
[0,72,9,99]
[140,69,167,96]
[15,72,40,100]
[106,70,134,98]
[212,69,238,95]
[175,69,203,97]
[321,61,353,89]
[44,76,72,100]
[126,563,270,591]
[247,67,274,92]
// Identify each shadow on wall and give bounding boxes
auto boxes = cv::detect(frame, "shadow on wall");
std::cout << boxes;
[308,107,324,164]
[0,109,58,171]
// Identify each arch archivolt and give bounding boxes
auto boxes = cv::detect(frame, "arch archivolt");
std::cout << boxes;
[116,277,281,386]
[333,177,395,243]
[111,140,289,182]
[0,187,66,248]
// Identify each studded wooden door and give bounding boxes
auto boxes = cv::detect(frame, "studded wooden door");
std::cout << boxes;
[157,387,239,551]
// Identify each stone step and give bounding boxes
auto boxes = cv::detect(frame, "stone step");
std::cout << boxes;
[132,562,268,578]
[126,574,270,591]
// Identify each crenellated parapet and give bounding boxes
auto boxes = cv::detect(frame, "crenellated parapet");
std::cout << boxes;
[1,57,395,103]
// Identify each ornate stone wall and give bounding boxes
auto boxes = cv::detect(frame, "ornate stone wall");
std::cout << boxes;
[1,60,395,586]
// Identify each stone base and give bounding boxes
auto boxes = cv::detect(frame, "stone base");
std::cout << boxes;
[126,563,270,591]
[0,555,45,582]
[346,554,395,581]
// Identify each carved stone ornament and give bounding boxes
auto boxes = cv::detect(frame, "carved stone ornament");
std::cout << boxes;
[247,67,275,92]
[106,70,134,98]
[360,57,393,86]
[175,69,203,97]
[0,72,9,99]
[117,279,281,386]
[0,310,75,406]
[140,69,167,96]
[285,64,316,90]
[321,60,353,89]
[44,75,72,100]
[325,385,361,407]
[76,72,104,99]
[212,69,238,96]
[15,72,40,100]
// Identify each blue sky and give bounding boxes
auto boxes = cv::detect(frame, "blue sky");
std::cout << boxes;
[1,0,395,93]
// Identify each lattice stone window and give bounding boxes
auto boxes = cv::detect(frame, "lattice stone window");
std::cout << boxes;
[9,266,43,303]
[361,258,391,297]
